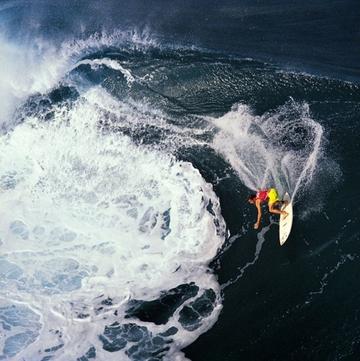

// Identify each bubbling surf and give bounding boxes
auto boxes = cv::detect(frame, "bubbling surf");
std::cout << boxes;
[0,87,226,360]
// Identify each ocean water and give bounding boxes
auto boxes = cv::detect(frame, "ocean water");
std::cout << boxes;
[0,1,359,360]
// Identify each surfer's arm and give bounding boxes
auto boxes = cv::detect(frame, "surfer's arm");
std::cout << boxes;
[254,200,262,229]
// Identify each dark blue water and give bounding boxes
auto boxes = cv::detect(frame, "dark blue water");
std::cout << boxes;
[1,1,360,360]
[2,0,360,82]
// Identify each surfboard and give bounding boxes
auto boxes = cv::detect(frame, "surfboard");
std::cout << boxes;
[279,192,293,245]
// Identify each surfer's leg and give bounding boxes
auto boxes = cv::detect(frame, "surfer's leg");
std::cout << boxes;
[269,202,288,217]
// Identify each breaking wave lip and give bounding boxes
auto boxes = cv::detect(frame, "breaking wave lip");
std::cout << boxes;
[0,28,162,128]
[74,58,136,85]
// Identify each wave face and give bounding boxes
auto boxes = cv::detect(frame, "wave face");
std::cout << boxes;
[0,12,359,361]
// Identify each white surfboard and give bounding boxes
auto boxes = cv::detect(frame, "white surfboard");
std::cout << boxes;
[279,192,293,245]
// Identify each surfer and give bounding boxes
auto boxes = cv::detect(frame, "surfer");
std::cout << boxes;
[248,188,289,229]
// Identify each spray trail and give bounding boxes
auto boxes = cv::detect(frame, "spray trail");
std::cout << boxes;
[211,101,324,201]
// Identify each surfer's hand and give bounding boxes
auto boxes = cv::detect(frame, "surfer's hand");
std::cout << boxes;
[254,222,259,229]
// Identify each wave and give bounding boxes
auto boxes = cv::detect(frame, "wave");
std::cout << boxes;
[0,29,345,360]
[0,29,159,128]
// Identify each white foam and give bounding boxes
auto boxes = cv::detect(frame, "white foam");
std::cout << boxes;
[0,38,71,128]
[0,88,226,360]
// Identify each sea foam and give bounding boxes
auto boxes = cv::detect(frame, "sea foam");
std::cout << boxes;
[0,87,225,360]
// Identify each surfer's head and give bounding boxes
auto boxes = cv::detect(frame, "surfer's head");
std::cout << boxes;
[248,194,256,204]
